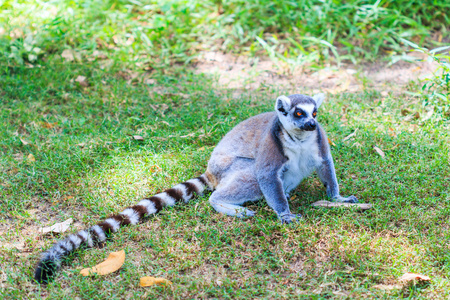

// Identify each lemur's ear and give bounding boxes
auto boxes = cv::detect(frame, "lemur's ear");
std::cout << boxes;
[312,93,325,109]
[275,95,291,116]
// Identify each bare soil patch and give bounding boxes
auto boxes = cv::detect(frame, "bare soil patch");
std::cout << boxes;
[194,51,438,94]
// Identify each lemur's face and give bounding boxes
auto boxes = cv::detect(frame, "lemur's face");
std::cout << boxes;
[275,94,324,134]
[290,103,317,131]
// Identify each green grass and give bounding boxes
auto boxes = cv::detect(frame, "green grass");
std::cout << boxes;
[1,0,449,69]
[1,0,450,299]
[1,60,449,298]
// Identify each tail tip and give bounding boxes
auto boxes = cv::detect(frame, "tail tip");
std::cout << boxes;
[34,259,59,284]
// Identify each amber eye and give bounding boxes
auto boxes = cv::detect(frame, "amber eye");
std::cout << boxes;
[313,112,317,117]
[295,111,302,117]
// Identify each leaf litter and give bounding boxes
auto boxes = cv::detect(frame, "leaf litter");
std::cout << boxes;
[80,250,125,276]
[40,218,73,234]
[139,277,172,287]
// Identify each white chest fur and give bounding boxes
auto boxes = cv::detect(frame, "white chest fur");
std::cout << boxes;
[281,131,323,193]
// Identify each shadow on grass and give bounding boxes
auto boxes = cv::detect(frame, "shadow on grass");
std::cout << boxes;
[1,61,449,298]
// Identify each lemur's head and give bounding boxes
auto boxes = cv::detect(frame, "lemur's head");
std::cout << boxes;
[275,93,325,133]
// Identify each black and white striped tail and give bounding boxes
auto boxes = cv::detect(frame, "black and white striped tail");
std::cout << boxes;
[34,174,211,283]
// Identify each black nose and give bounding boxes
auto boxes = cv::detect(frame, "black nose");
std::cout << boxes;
[304,120,316,131]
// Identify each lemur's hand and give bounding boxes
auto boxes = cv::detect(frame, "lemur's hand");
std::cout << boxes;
[333,195,358,203]
[280,213,301,224]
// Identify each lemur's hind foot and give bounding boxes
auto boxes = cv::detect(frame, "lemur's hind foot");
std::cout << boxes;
[209,201,256,218]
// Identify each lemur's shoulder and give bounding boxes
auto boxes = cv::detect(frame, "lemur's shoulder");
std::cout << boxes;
[212,112,277,159]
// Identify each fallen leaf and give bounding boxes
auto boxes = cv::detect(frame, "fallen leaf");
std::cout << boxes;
[20,138,30,145]
[80,250,125,276]
[75,75,89,87]
[388,127,397,137]
[373,146,385,158]
[61,49,75,62]
[139,276,172,287]
[27,153,36,162]
[144,78,156,85]
[414,112,420,119]
[343,129,357,141]
[133,135,144,141]
[40,218,73,234]
[150,165,162,172]
[311,200,372,210]
[327,138,336,146]
[422,109,434,122]
[401,109,411,116]
[399,273,431,282]
[43,122,56,129]
[373,284,401,290]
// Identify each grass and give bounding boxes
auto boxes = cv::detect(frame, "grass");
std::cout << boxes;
[1,60,449,298]
[1,0,449,69]
[1,0,450,299]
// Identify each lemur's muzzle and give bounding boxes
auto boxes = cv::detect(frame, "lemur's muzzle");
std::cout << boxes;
[303,120,316,131]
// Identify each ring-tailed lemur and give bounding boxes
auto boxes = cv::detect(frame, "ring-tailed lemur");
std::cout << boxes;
[34,93,358,283]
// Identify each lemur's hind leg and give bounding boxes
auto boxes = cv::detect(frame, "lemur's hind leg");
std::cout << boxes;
[209,171,262,218]
[209,199,256,218]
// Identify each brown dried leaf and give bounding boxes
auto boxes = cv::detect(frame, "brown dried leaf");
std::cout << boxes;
[80,250,125,276]
[327,138,336,146]
[373,146,385,158]
[401,109,411,116]
[43,122,57,129]
[150,165,162,173]
[40,218,73,234]
[27,153,36,162]
[399,273,431,282]
[75,75,89,87]
[133,135,144,141]
[139,276,172,287]
[388,127,397,137]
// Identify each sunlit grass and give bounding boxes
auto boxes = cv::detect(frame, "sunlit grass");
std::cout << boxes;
[1,1,449,297]
[0,60,449,298]
[0,0,449,69]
